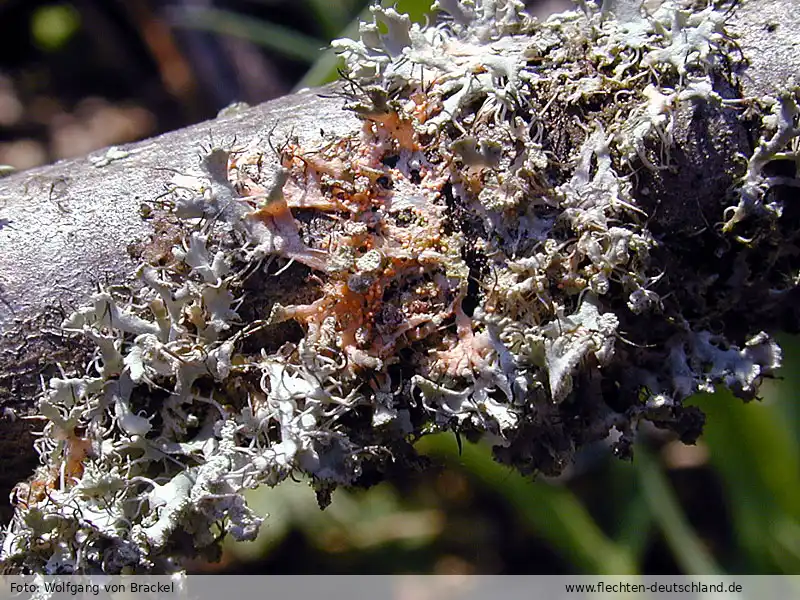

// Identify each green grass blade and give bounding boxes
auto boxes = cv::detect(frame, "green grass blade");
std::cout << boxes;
[171,6,327,64]
[690,384,800,573]
[304,0,358,39]
[613,488,653,563]
[418,434,637,574]
[635,448,722,575]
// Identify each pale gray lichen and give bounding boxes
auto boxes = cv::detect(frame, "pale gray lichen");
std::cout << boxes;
[3,0,800,574]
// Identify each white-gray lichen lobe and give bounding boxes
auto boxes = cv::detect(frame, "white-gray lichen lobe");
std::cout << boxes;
[3,0,799,574]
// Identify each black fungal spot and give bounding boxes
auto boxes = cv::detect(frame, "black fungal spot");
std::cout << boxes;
[381,154,400,168]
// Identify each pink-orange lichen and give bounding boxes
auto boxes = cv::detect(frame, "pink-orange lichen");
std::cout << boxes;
[234,91,478,379]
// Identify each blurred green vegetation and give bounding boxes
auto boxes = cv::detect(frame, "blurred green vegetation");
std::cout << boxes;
[172,0,800,576]
[171,0,435,90]
[30,4,81,52]
[688,335,800,574]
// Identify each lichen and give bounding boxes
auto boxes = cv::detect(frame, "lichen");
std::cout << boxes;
[3,0,799,574]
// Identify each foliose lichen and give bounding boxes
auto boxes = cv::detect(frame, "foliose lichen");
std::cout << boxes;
[3,0,799,573]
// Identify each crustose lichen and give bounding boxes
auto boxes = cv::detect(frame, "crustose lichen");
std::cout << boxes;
[2,0,799,574]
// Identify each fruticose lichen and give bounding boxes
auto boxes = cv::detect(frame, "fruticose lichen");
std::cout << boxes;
[3,0,800,573]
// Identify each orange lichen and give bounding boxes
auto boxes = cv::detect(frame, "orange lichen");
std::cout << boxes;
[63,435,92,482]
[13,433,92,510]
[409,91,442,124]
[13,472,57,511]
[365,110,418,151]
[283,177,346,212]
[246,182,294,221]
[428,297,491,379]
[228,81,473,377]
